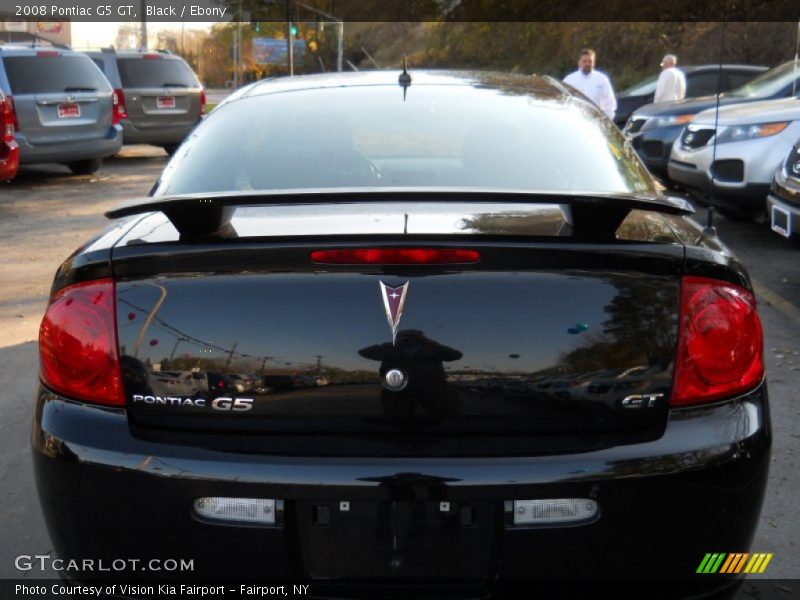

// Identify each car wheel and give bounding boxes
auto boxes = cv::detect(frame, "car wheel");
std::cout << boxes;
[162,144,180,156]
[65,158,103,175]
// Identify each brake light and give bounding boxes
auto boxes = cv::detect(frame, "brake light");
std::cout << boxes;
[672,276,763,406]
[1,96,14,141]
[36,50,59,57]
[39,279,124,407]
[200,88,206,117]
[6,96,19,133]
[143,54,161,60]
[112,88,127,125]
[310,248,481,264]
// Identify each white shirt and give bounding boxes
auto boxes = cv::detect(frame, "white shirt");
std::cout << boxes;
[563,69,617,120]
[654,67,687,103]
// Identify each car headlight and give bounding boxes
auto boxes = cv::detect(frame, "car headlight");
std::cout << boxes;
[641,114,694,131]
[716,121,790,145]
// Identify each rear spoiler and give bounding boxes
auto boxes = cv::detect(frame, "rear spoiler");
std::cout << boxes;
[106,188,694,240]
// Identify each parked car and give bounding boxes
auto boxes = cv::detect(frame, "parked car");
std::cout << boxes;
[35,71,767,592]
[0,43,122,174]
[668,97,800,218]
[625,60,800,178]
[614,64,766,128]
[148,369,209,397]
[766,140,800,239]
[86,48,205,155]
[0,87,19,180]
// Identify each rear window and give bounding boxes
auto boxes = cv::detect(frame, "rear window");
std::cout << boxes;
[117,57,198,88]
[3,55,110,94]
[156,83,655,196]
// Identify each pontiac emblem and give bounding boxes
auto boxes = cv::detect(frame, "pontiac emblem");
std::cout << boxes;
[379,281,409,345]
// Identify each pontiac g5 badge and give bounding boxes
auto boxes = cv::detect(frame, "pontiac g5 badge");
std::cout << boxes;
[379,281,409,345]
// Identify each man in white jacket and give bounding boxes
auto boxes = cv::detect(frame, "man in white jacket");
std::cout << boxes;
[654,54,687,103]
[563,48,617,121]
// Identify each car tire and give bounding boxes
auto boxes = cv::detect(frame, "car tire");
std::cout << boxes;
[65,158,103,175]
[162,144,180,156]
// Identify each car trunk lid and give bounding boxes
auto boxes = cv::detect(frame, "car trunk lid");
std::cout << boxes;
[112,209,683,454]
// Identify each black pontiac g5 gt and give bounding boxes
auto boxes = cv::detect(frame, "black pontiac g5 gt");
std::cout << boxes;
[34,71,769,598]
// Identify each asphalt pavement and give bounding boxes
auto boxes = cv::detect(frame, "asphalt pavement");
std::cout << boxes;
[0,150,797,591]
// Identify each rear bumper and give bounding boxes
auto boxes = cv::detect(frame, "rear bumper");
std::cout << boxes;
[17,125,122,164]
[0,139,19,180]
[33,383,770,589]
[121,119,199,145]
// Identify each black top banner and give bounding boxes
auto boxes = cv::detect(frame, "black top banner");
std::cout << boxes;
[0,0,798,23]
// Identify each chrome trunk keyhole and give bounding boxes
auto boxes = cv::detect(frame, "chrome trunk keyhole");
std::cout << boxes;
[382,369,408,391]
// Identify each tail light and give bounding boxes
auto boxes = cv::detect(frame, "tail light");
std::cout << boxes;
[200,88,207,117]
[112,88,127,125]
[310,248,481,264]
[6,96,19,134]
[672,276,763,406]
[39,279,124,407]
[1,95,15,144]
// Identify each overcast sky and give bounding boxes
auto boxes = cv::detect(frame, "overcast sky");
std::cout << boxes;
[71,21,216,49]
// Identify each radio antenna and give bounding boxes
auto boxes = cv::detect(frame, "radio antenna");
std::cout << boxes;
[706,18,727,233]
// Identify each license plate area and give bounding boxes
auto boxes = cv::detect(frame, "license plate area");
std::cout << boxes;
[295,499,496,578]
[157,96,176,109]
[771,204,792,238]
[57,103,80,118]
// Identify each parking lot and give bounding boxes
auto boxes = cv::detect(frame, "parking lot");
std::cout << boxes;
[0,144,798,588]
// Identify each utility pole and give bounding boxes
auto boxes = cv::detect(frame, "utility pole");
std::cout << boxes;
[337,20,343,72]
[223,342,238,374]
[139,0,147,50]
[285,0,294,76]
[233,0,242,88]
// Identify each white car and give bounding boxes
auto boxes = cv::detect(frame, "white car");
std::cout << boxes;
[668,97,800,219]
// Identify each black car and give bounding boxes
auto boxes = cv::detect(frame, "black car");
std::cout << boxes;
[614,64,766,128]
[625,60,800,178]
[34,71,768,596]
[767,140,800,240]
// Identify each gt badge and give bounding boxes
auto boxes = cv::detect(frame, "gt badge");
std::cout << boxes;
[379,281,409,345]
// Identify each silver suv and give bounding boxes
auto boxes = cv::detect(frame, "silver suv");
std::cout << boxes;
[0,44,122,174]
[87,49,205,155]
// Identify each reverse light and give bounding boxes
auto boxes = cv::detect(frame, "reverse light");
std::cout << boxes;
[194,498,276,525]
[39,279,124,407]
[112,88,127,125]
[508,499,599,526]
[310,248,481,264]
[672,276,763,407]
